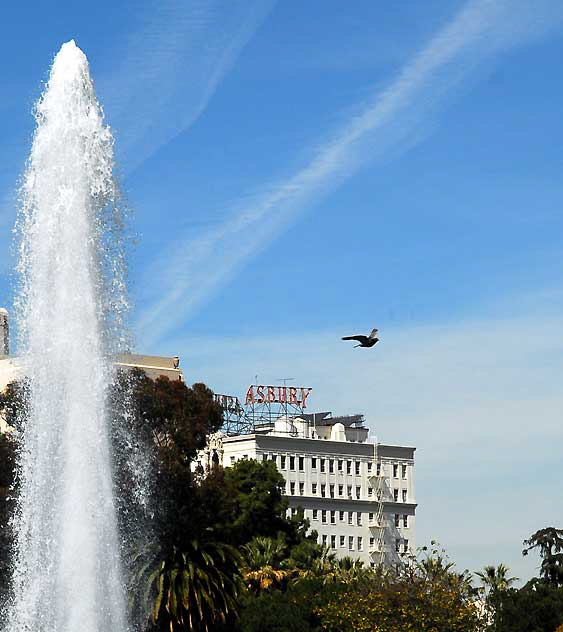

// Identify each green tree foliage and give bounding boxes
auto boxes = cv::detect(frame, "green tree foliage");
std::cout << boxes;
[523,528,563,587]
[0,378,29,430]
[0,432,16,597]
[491,580,563,632]
[138,538,243,632]
[235,591,312,632]
[310,545,482,632]
[220,459,289,543]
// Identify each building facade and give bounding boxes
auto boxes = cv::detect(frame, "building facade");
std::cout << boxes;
[215,412,416,567]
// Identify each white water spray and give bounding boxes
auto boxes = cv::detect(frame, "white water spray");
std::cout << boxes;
[6,41,128,632]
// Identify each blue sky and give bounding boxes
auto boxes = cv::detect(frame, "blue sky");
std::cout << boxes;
[1,0,563,580]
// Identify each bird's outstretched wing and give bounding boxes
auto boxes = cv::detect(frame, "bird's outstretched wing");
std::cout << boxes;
[369,328,379,338]
[342,335,369,344]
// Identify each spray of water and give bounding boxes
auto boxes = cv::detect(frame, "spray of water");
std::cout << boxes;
[5,41,130,631]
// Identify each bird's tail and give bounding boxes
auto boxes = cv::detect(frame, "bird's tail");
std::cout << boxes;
[342,336,355,341]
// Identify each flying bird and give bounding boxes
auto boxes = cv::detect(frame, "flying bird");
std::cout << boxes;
[342,328,379,348]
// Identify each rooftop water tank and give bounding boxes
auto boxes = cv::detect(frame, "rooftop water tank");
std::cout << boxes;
[330,422,346,442]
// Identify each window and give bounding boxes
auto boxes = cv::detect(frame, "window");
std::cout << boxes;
[403,515,408,528]
[368,487,373,498]
[329,484,335,498]
[377,489,382,501]
[330,510,336,525]
[402,489,407,503]
[402,464,407,479]
[403,539,409,553]
[262,454,268,461]
[348,512,353,525]
[395,538,401,553]
[347,485,352,498]
[355,461,361,475]
[338,460,343,472]
[331,535,336,549]
[320,459,325,473]
[312,483,317,495]
[298,456,304,471]
[271,454,277,463]
[393,464,398,478]
[395,514,400,527]
[311,457,317,469]
[290,482,295,495]
[312,509,318,520]
[322,534,328,546]
[291,508,297,516]
[370,536,375,548]
[346,461,351,475]
[322,510,327,524]
[339,510,345,522]
[290,456,295,471]
[321,484,326,497]
[299,482,304,495]
[230,456,236,464]
[243,454,248,460]
[376,462,381,476]
[329,460,334,473]
[280,455,286,469]
[369,512,374,523]
[357,512,362,526]
[358,536,363,551]
[349,536,354,550]
[338,484,344,497]
[356,486,361,499]
[340,535,345,547]
[394,489,399,502]
[367,462,373,473]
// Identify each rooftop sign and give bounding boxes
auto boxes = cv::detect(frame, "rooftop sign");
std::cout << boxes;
[244,385,312,408]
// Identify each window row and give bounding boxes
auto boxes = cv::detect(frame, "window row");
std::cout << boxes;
[321,534,365,551]
[312,509,409,527]
[262,453,408,478]
[287,481,374,499]
[285,481,408,503]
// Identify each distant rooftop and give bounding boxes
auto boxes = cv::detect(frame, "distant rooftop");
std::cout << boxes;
[299,412,366,427]
[114,353,183,381]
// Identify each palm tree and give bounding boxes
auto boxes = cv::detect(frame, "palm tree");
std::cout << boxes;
[242,536,293,594]
[476,564,518,594]
[136,539,243,632]
[475,563,518,626]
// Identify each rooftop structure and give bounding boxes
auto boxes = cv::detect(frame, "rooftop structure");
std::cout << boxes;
[113,353,183,381]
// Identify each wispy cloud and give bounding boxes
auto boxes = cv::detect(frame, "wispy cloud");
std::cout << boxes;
[137,0,563,347]
[170,296,563,580]
[97,0,275,175]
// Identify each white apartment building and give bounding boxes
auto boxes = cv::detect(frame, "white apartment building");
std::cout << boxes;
[219,412,416,567]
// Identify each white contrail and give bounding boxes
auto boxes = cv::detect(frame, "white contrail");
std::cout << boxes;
[137,0,563,347]
[99,0,275,175]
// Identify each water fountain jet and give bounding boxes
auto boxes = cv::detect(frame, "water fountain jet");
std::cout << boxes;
[5,40,128,632]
